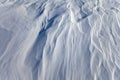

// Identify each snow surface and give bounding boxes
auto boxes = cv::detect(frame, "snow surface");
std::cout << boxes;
[0,0,120,80]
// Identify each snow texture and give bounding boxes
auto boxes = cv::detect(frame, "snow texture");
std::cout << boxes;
[0,0,120,80]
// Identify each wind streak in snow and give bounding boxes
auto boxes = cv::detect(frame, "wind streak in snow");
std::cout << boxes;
[0,0,120,80]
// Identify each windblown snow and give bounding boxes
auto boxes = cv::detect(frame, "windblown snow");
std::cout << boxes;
[0,0,120,80]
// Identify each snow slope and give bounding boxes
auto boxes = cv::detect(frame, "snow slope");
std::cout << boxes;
[0,0,120,80]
